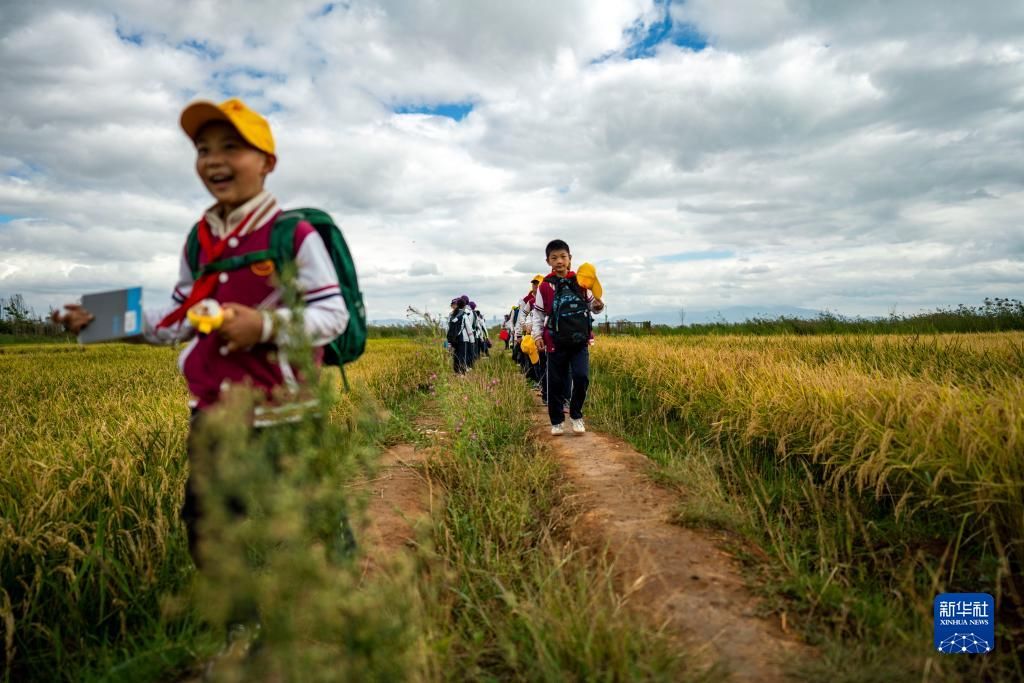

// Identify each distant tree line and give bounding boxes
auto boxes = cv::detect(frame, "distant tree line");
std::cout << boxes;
[653,298,1024,336]
[0,294,68,339]
[366,306,444,339]
[4,293,1023,341]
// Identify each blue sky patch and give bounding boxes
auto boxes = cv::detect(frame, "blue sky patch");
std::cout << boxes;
[212,67,287,83]
[178,39,223,61]
[5,162,43,180]
[658,249,734,263]
[623,0,707,60]
[315,2,350,17]
[393,102,474,121]
[670,23,708,52]
[210,67,287,98]
[0,214,17,224]
[115,22,143,46]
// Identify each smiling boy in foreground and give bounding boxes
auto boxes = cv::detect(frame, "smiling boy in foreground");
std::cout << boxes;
[54,98,350,565]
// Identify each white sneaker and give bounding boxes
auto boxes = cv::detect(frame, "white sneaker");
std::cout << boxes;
[551,422,565,436]
[571,418,585,434]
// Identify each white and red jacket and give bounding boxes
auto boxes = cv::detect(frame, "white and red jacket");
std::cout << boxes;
[513,292,536,341]
[142,190,348,411]
[503,309,517,339]
[530,271,599,353]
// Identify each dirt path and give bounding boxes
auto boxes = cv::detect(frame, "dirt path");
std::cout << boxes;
[535,411,813,682]
[357,441,437,577]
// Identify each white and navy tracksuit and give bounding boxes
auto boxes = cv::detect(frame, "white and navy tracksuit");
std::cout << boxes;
[474,311,489,357]
[451,306,475,373]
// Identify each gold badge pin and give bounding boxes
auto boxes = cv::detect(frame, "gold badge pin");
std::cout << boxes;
[251,260,275,276]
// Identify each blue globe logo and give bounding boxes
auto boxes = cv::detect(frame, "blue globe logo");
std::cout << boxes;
[937,633,991,654]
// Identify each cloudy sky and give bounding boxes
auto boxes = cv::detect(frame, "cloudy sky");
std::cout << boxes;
[2,0,1023,322]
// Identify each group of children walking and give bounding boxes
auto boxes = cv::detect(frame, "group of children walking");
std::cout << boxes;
[445,295,491,373]
[51,97,606,667]
[445,241,607,436]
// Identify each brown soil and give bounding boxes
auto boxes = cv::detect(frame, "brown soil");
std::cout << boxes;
[536,410,814,682]
[357,442,436,578]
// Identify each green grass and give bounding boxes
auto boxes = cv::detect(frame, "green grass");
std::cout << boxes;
[0,340,441,682]
[0,333,74,346]
[586,334,1024,682]
[1,341,695,682]
[415,356,692,681]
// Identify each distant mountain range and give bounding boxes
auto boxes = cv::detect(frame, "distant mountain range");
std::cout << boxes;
[369,318,414,326]
[371,305,827,328]
[605,305,824,326]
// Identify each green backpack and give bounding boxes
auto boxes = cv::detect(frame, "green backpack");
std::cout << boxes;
[185,208,367,372]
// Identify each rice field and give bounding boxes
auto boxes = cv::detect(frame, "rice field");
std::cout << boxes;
[587,332,1024,679]
[2,332,1022,681]
[0,340,440,681]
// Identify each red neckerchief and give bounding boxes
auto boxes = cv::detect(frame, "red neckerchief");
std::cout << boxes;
[157,207,260,329]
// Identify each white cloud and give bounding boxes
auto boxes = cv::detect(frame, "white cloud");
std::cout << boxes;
[2,0,1023,322]
[407,260,438,277]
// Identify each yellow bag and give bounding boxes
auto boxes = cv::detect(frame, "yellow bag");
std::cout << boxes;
[520,335,540,364]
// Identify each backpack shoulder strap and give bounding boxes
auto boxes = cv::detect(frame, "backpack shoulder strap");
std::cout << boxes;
[185,222,202,279]
[568,274,585,298]
[269,210,303,267]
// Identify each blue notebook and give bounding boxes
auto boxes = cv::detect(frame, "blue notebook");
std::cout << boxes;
[78,287,144,344]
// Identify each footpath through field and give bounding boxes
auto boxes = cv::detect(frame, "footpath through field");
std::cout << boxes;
[533,406,814,682]
[356,442,436,576]
[356,407,444,576]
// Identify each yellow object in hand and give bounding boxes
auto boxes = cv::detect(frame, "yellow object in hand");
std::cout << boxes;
[575,262,603,299]
[520,335,540,364]
[187,299,225,334]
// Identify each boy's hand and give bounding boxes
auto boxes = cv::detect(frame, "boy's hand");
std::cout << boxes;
[51,304,94,333]
[592,298,605,314]
[219,303,265,352]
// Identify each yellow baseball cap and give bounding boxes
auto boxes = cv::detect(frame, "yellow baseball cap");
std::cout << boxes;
[180,98,275,156]
[531,274,544,283]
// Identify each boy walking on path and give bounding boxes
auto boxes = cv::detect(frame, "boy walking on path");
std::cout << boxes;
[54,98,351,563]
[531,240,604,435]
